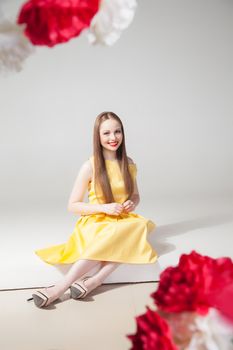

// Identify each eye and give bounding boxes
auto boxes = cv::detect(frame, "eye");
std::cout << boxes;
[116,130,121,133]
[103,132,109,135]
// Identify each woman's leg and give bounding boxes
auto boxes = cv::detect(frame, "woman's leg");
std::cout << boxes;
[44,259,102,302]
[38,260,121,305]
[82,261,121,292]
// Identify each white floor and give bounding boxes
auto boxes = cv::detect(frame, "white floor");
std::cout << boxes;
[0,282,158,350]
[0,195,232,350]
[1,194,233,290]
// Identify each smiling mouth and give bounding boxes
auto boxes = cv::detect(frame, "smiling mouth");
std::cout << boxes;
[109,142,118,146]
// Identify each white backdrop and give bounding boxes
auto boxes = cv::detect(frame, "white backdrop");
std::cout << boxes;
[0,0,232,288]
[1,0,232,206]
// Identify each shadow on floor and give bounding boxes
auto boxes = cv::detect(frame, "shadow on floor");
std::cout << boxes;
[149,211,233,256]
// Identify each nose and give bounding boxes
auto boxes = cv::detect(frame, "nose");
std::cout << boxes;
[110,133,116,140]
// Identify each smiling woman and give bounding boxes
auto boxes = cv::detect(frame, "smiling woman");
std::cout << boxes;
[92,112,135,204]
[30,111,157,308]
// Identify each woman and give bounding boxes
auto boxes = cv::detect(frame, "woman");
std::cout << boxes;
[28,111,157,308]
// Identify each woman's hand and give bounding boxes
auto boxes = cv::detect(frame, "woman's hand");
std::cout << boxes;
[122,200,135,213]
[102,203,124,216]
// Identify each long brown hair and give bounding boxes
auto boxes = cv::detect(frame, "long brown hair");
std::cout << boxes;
[93,111,134,203]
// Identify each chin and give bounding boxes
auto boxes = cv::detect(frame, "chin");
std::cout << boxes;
[106,145,121,151]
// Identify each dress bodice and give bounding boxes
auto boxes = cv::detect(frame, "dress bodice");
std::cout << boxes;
[88,156,137,204]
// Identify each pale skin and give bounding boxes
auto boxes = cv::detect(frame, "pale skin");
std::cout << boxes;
[41,118,140,305]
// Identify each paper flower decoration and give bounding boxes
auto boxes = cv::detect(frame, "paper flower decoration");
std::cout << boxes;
[157,309,233,350]
[87,0,137,46]
[151,251,233,315]
[207,282,233,323]
[127,308,233,350]
[188,309,233,350]
[127,251,233,350]
[17,0,100,47]
[127,307,178,350]
[0,19,34,73]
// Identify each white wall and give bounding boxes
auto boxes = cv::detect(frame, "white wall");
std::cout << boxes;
[1,0,233,289]
[1,0,232,209]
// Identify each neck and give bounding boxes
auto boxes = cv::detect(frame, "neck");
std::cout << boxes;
[102,149,117,160]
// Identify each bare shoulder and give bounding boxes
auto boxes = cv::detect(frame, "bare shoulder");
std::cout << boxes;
[127,156,135,164]
[79,159,93,179]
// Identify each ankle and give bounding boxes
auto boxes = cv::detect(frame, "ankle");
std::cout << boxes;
[83,276,101,290]
[91,276,102,288]
[46,286,62,300]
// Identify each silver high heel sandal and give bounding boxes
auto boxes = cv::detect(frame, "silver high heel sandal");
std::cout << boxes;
[27,287,55,308]
[70,276,93,299]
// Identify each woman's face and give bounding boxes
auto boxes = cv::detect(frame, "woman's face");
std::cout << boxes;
[99,118,123,152]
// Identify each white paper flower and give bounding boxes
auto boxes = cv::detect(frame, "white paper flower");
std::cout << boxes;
[0,19,34,73]
[187,309,233,350]
[87,0,137,46]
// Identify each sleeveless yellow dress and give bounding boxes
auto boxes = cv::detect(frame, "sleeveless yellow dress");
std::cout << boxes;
[35,157,157,265]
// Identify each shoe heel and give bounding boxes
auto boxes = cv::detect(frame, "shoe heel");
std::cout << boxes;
[27,297,34,302]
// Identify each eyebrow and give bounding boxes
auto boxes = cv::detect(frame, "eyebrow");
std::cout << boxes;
[101,128,121,132]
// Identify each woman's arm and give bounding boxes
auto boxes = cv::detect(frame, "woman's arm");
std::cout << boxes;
[122,179,140,213]
[129,179,140,207]
[67,160,104,215]
[67,160,124,216]
[123,157,140,212]
[128,156,140,207]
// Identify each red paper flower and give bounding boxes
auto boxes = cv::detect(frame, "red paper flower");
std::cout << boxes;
[207,282,233,323]
[127,307,178,350]
[17,0,100,47]
[151,251,233,315]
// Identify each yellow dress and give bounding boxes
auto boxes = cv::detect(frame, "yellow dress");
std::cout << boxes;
[35,157,157,265]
